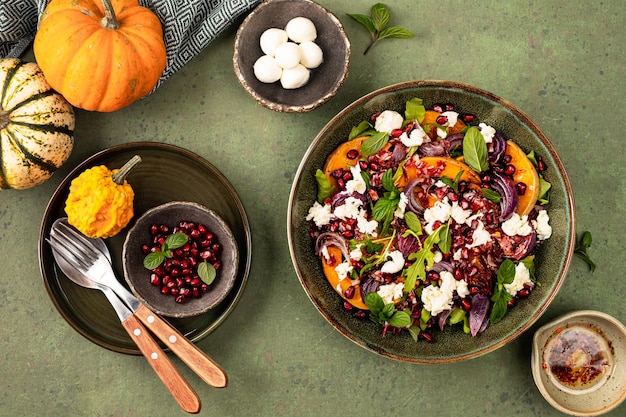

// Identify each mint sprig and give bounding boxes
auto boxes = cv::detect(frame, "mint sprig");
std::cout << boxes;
[574,231,596,272]
[347,3,414,55]
[489,259,515,324]
[365,292,411,328]
[462,126,489,173]
[143,232,188,270]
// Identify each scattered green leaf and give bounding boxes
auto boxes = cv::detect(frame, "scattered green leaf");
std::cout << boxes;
[365,292,411,327]
[143,232,189,270]
[198,261,217,284]
[481,187,502,203]
[361,131,389,155]
[462,126,489,173]
[347,3,414,55]
[574,231,596,272]
[315,169,335,202]
[489,259,515,324]
[404,97,426,124]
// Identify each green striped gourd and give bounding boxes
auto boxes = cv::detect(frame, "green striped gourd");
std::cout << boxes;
[0,58,74,190]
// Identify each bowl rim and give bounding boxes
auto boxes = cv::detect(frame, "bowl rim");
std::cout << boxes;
[531,310,626,416]
[122,200,240,318]
[287,80,577,363]
[233,0,351,113]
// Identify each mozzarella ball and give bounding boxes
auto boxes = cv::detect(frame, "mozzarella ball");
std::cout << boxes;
[285,17,317,43]
[253,55,283,83]
[274,42,301,69]
[280,64,310,89]
[298,41,323,69]
[259,28,288,56]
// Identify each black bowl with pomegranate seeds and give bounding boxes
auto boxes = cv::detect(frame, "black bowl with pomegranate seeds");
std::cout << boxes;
[123,201,239,318]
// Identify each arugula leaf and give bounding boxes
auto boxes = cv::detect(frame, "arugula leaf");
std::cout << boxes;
[404,97,426,123]
[347,3,414,55]
[462,126,489,173]
[315,169,335,202]
[361,131,389,155]
[574,231,596,272]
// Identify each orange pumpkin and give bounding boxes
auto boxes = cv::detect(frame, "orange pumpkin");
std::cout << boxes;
[33,0,166,112]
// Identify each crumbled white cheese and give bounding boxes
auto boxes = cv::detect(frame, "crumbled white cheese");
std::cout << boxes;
[333,197,363,220]
[381,250,405,274]
[349,245,363,261]
[394,192,408,218]
[423,198,452,234]
[467,220,492,248]
[504,262,533,296]
[436,127,447,138]
[479,122,496,143]
[502,213,533,236]
[306,201,332,227]
[433,251,443,263]
[400,124,428,147]
[345,164,366,194]
[334,261,353,281]
[356,209,378,235]
[374,110,404,134]
[421,271,469,316]
[377,282,405,305]
[441,111,459,128]
[532,209,552,240]
[450,203,472,225]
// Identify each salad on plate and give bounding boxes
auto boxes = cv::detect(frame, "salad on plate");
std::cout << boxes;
[306,98,553,342]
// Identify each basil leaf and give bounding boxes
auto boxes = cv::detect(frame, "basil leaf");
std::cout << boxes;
[482,187,502,203]
[405,97,425,123]
[497,259,516,285]
[165,232,188,250]
[143,251,165,270]
[388,311,411,328]
[315,169,335,202]
[575,231,596,272]
[437,223,451,254]
[490,290,512,324]
[371,3,390,31]
[381,169,398,192]
[365,291,385,314]
[379,26,414,39]
[361,131,389,155]
[537,175,551,204]
[349,120,373,139]
[462,126,489,173]
[404,211,422,234]
[198,261,216,284]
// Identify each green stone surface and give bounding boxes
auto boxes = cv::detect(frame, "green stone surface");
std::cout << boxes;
[1,1,624,416]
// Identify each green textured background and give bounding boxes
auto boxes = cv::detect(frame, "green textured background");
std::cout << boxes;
[1,1,624,416]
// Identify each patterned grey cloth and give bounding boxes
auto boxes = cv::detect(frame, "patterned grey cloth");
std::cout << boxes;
[0,0,260,89]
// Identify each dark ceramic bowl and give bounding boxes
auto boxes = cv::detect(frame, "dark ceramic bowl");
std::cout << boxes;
[233,0,350,112]
[288,80,576,363]
[123,201,239,318]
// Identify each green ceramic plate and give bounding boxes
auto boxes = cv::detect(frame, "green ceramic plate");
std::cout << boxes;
[288,81,576,363]
[38,142,251,355]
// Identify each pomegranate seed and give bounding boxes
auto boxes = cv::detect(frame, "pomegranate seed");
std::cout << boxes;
[517,288,530,298]
[343,301,354,311]
[435,115,448,125]
[420,331,434,342]
[507,299,516,308]
[516,182,527,195]
[433,103,444,113]
[353,310,366,319]
[150,274,160,286]
[505,164,516,176]
[342,171,352,182]
[503,155,512,164]
[344,286,356,299]
[391,128,403,138]
[332,169,343,179]
[537,156,546,172]
[444,103,454,111]
[346,149,359,159]
[197,224,207,234]
[175,295,186,304]
[461,299,472,311]
[461,113,475,123]
[150,224,159,235]
[213,261,222,270]
[161,286,169,295]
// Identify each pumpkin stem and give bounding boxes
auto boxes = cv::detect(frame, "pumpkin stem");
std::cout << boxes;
[112,155,142,185]
[100,0,120,30]
[0,109,9,130]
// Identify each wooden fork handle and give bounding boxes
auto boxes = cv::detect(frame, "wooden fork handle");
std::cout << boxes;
[134,304,228,388]
[121,314,201,414]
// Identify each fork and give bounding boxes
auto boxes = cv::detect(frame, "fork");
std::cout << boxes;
[49,221,228,389]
